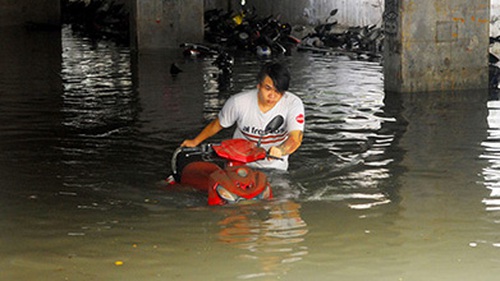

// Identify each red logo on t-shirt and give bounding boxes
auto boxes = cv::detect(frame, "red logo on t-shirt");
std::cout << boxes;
[296,114,304,124]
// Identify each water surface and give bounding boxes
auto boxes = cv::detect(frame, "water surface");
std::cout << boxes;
[1,26,500,280]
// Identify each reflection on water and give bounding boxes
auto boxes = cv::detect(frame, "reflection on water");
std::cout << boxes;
[59,27,140,195]
[482,99,500,212]
[218,200,308,279]
[61,27,135,134]
[2,25,500,280]
[480,97,500,250]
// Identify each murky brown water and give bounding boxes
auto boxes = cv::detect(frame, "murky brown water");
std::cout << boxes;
[1,25,500,280]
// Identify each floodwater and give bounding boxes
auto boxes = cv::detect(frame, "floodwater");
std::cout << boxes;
[1,25,500,281]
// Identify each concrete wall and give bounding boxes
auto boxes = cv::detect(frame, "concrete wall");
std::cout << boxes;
[491,0,500,37]
[384,0,490,93]
[131,0,204,50]
[0,0,60,27]
[131,0,385,50]
[246,0,384,27]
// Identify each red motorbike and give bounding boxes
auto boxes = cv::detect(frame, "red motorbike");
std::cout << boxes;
[168,116,283,205]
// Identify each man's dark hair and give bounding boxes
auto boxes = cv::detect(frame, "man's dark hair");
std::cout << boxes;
[257,62,291,93]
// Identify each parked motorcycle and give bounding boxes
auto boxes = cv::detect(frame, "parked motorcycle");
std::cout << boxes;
[203,8,300,56]
[168,116,284,205]
[180,42,234,74]
[298,9,383,60]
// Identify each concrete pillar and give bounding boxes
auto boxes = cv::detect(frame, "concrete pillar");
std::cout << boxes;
[383,0,490,93]
[0,0,60,27]
[131,0,204,50]
[204,0,241,12]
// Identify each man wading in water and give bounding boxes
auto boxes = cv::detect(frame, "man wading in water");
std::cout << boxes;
[182,62,305,171]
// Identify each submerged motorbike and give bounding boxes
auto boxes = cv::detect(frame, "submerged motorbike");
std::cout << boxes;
[168,116,284,206]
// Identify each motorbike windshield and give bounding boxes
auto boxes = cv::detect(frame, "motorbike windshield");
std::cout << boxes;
[212,139,267,163]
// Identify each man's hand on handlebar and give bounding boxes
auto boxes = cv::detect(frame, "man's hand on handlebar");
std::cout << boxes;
[268,146,285,161]
[181,139,199,148]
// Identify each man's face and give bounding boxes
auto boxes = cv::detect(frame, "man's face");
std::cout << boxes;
[257,75,283,109]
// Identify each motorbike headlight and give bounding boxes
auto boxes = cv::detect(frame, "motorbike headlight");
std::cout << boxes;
[216,185,240,203]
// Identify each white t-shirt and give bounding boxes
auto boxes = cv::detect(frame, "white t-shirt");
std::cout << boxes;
[218,89,305,170]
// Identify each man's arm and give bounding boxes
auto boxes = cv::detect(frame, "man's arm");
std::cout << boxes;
[181,118,224,147]
[268,130,303,158]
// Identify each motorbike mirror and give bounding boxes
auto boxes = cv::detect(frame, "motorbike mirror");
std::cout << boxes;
[264,115,284,133]
[257,115,284,147]
[325,9,338,23]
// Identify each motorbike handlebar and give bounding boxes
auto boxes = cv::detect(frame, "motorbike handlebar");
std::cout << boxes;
[266,151,284,161]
